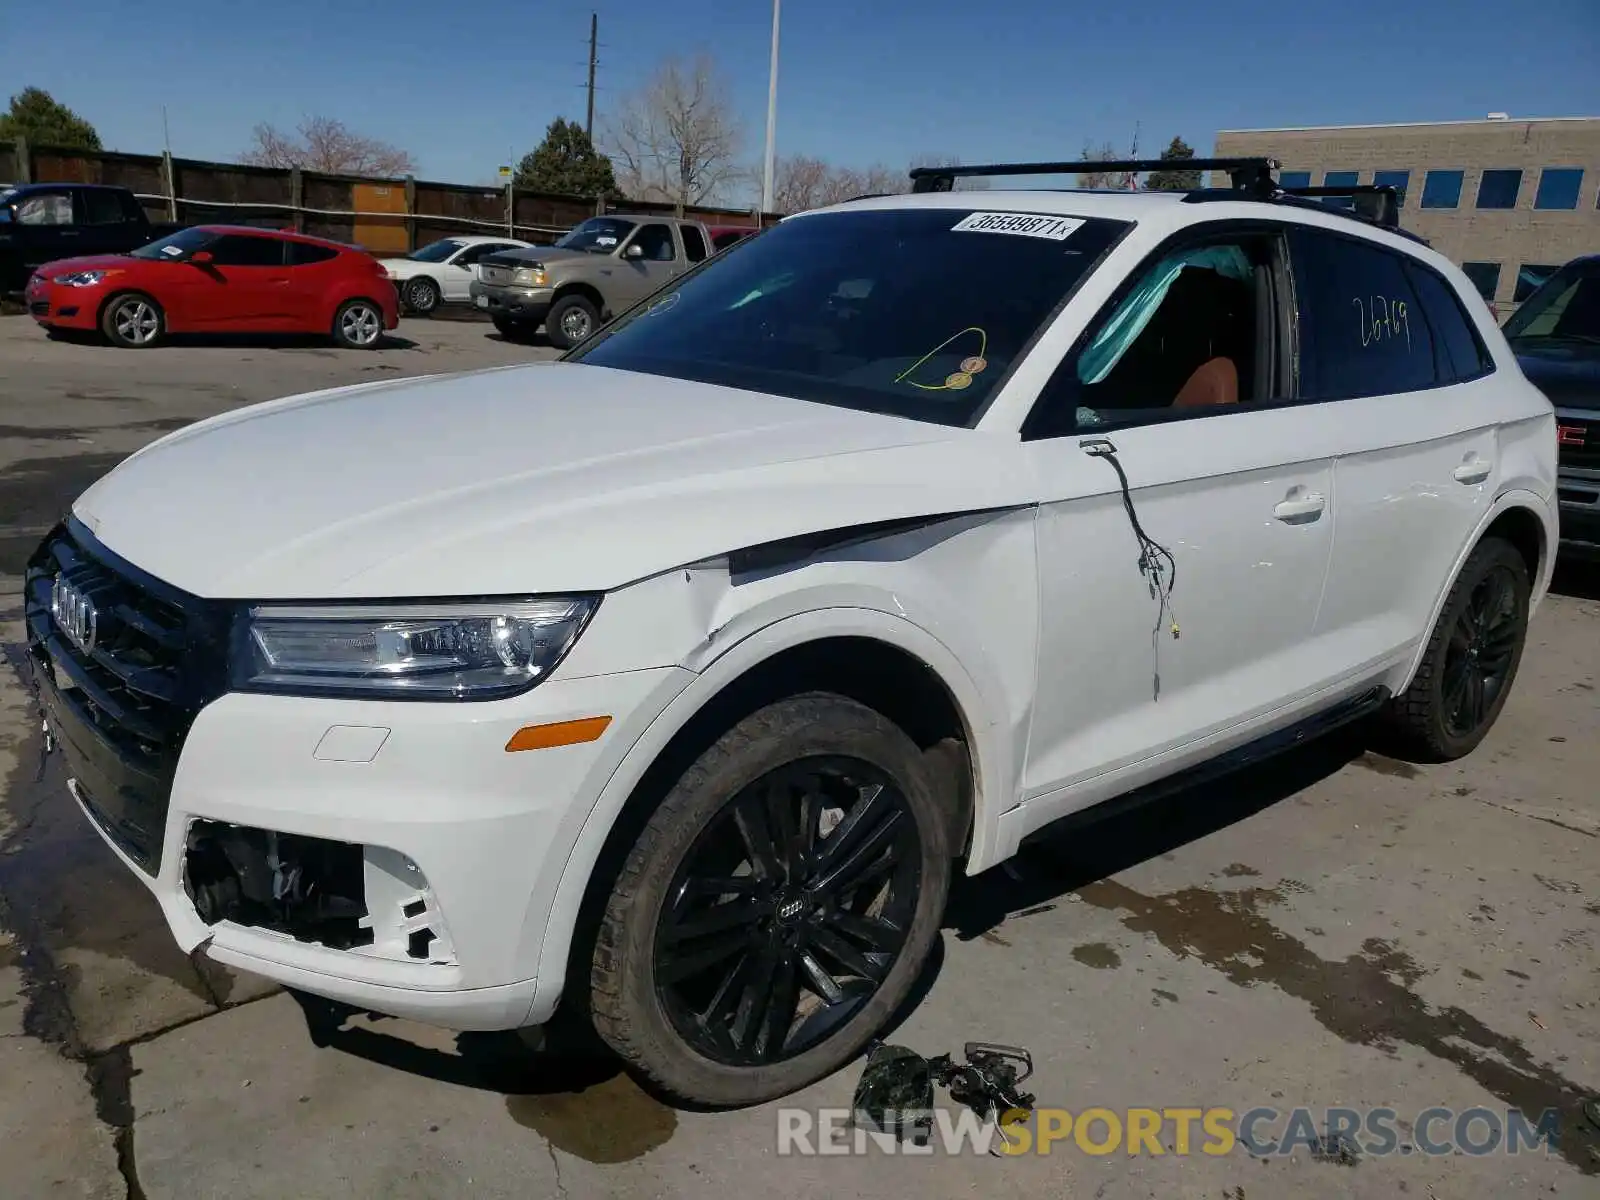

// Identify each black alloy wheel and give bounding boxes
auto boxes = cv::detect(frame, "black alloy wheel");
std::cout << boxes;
[1382,535,1530,761]
[1440,562,1522,739]
[588,693,951,1107]
[652,756,922,1067]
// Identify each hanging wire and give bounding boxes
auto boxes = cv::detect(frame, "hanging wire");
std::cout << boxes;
[1081,438,1180,700]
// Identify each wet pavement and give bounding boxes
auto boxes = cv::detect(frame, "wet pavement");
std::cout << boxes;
[1,313,1597,1198]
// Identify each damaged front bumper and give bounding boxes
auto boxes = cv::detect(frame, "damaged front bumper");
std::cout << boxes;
[20,519,706,1033]
[79,670,684,1030]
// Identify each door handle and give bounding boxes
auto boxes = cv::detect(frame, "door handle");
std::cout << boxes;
[1453,457,1492,485]
[1274,492,1326,522]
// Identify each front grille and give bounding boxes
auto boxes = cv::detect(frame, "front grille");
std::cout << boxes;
[1558,415,1600,471]
[23,520,231,873]
[478,263,511,286]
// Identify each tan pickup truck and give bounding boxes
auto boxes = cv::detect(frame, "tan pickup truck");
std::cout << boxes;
[469,214,717,349]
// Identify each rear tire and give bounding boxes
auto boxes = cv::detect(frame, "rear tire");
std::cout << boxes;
[545,293,600,350]
[590,693,952,1108]
[492,315,532,342]
[403,277,440,315]
[332,298,384,349]
[100,292,164,348]
[1380,536,1530,761]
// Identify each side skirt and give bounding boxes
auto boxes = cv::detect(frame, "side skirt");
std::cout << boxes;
[1019,685,1390,849]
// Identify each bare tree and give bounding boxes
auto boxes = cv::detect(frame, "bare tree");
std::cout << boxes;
[242,116,415,177]
[1075,135,1141,190]
[604,54,742,208]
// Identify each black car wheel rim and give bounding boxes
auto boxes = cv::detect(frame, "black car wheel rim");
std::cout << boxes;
[1441,564,1520,737]
[653,756,923,1067]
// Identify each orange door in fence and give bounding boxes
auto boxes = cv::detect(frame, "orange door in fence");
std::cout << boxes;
[353,183,409,254]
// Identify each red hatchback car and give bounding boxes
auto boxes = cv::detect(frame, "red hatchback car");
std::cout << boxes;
[25,225,400,349]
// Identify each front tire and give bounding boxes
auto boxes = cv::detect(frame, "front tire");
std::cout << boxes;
[590,693,951,1107]
[545,293,599,350]
[100,292,164,348]
[1381,536,1530,761]
[403,277,440,315]
[492,315,533,342]
[332,298,384,349]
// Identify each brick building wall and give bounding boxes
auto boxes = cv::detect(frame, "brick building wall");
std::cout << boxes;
[1214,117,1600,316]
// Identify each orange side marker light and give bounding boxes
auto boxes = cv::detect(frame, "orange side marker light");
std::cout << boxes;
[505,716,612,753]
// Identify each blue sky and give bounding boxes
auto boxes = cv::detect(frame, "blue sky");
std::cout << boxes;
[2,0,1596,200]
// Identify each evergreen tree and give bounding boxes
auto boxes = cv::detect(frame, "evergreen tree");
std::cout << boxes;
[1144,136,1202,191]
[0,87,102,151]
[515,118,618,197]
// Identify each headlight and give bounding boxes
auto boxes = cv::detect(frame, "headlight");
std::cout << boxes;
[512,265,548,286]
[56,270,109,286]
[233,598,599,700]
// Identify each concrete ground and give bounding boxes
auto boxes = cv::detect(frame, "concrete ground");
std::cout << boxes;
[0,312,1596,1199]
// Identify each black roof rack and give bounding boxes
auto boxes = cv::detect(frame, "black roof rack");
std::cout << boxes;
[905,156,1410,236]
[910,156,1279,194]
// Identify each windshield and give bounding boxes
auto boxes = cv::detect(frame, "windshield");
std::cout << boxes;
[569,208,1130,425]
[554,217,636,254]
[1503,263,1600,347]
[128,227,217,260]
[409,238,465,263]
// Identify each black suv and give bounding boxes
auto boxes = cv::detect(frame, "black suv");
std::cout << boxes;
[1506,255,1600,559]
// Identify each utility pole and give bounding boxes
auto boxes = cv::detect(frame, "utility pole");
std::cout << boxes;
[760,0,780,216]
[586,13,598,143]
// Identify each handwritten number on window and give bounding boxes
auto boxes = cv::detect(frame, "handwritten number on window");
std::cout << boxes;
[1353,295,1411,351]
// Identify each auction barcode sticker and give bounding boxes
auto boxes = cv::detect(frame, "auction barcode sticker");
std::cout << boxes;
[951,212,1085,240]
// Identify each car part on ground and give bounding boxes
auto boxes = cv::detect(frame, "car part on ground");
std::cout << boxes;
[851,1040,1036,1145]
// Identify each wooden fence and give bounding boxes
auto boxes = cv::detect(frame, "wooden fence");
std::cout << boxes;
[0,138,780,253]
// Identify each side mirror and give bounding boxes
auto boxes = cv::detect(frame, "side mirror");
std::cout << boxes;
[190,250,213,264]
[623,243,644,260]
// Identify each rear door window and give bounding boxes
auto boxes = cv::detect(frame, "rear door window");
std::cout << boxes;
[286,241,338,266]
[1402,260,1495,382]
[681,224,708,262]
[79,189,128,225]
[208,235,287,267]
[1287,227,1439,399]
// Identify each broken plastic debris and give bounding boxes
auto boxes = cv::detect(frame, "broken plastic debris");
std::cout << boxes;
[850,1039,1036,1147]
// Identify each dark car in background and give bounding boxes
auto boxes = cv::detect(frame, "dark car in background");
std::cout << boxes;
[707,224,759,252]
[0,182,185,294]
[1506,254,1600,559]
